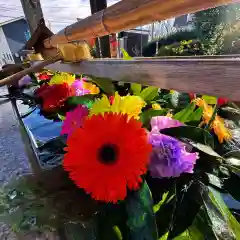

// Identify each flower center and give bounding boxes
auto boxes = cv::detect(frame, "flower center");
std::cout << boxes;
[98,144,118,164]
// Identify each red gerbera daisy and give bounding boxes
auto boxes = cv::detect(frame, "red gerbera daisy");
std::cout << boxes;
[63,113,152,203]
[35,83,73,112]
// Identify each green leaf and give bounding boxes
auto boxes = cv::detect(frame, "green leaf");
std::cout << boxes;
[90,77,115,95]
[172,219,205,240]
[223,172,240,202]
[131,83,142,95]
[209,187,240,238]
[160,126,214,148]
[57,114,65,121]
[173,103,196,123]
[153,192,174,214]
[113,226,123,240]
[140,109,167,127]
[190,142,221,159]
[201,184,240,239]
[126,181,158,240]
[67,95,95,108]
[186,108,203,122]
[139,87,159,102]
[159,232,169,240]
[163,201,210,240]
[202,95,217,105]
[120,48,133,60]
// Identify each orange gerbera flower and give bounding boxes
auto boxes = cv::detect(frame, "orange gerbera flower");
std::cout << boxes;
[195,98,231,143]
[63,113,152,203]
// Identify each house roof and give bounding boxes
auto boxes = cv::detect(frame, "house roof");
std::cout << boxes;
[0,16,25,27]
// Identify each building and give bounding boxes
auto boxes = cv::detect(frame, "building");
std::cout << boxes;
[0,17,30,67]
[173,14,193,31]
[118,29,149,57]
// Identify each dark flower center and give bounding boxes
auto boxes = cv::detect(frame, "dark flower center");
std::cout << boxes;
[98,144,118,164]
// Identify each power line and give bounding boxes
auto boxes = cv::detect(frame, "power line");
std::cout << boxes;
[0,4,90,9]
[0,14,22,18]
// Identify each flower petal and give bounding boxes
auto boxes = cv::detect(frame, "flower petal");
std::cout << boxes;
[150,116,184,132]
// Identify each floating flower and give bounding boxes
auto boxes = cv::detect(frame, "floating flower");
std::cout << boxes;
[195,98,231,143]
[36,83,73,112]
[71,80,90,96]
[217,97,228,106]
[49,72,75,86]
[71,78,99,95]
[61,105,88,136]
[38,72,52,81]
[152,103,161,110]
[81,78,100,94]
[63,113,152,203]
[149,116,198,178]
[18,75,32,87]
[90,92,146,119]
[189,92,197,101]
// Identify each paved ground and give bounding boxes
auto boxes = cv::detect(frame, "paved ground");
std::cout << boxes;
[0,87,59,239]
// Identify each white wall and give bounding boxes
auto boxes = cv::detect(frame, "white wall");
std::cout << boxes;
[0,27,14,68]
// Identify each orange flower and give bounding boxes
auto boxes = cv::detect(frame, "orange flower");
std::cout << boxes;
[63,113,152,203]
[195,98,231,143]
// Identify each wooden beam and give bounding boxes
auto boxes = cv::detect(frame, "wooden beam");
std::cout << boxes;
[42,56,240,101]
[89,0,111,58]
[20,0,44,34]
[44,0,238,48]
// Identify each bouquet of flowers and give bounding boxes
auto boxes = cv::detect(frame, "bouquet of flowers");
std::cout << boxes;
[1,69,240,240]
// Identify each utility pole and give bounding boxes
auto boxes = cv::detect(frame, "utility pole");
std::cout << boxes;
[20,0,44,35]
[89,0,111,58]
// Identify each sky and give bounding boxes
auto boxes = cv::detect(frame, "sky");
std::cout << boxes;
[0,0,119,33]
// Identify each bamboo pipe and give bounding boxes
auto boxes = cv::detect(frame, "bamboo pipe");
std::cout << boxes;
[0,42,91,87]
[44,0,239,49]
[0,57,60,87]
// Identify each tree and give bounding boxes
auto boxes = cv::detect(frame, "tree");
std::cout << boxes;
[193,3,240,54]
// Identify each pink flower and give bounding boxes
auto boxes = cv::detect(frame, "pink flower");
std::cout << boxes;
[150,116,184,133]
[61,105,88,136]
[71,79,90,96]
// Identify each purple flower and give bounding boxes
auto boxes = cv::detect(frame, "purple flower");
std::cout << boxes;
[18,75,32,87]
[149,116,198,178]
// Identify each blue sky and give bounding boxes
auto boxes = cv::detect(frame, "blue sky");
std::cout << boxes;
[0,0,119,33]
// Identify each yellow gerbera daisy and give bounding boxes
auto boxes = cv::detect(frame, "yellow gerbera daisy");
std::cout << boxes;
[90,92,146,119]
[195,98,231,143]
[49,72,75,86]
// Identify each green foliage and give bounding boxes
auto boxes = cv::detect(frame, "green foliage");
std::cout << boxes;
[89,76,115,95]
[173,103,196,123]
[139,86,159,102]
[126,181,158,240]
[131,83,142,95]
[202,95,217,105]
[193,3,240,54]
[153,192,174,214]
[158,40,204,57]
[67,94,95,108]
[140,109,167,128]
[160,126,215,148]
